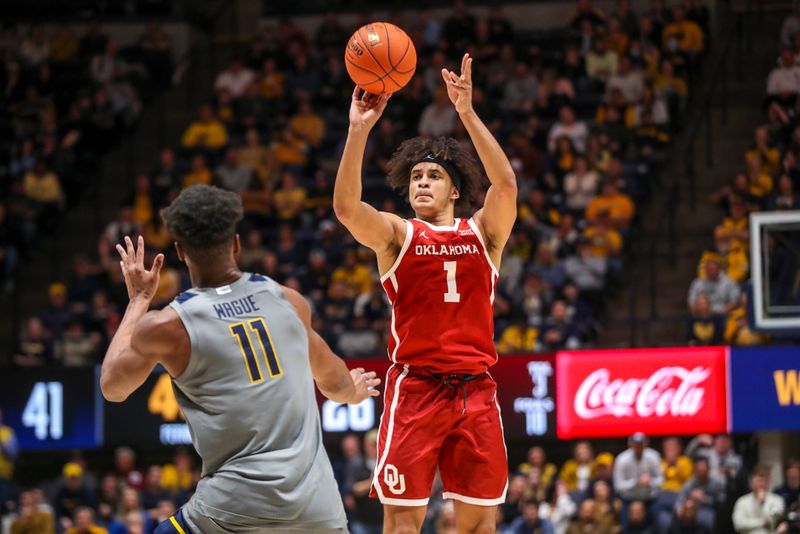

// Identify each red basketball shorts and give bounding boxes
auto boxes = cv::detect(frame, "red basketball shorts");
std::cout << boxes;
[369,363,509,506]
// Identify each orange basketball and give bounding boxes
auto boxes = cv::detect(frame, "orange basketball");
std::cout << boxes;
[344,22,417,95]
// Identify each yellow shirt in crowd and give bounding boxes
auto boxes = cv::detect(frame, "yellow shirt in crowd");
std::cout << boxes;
[662,456,694,492]
[181,120,229,149]
[663,20,704,53]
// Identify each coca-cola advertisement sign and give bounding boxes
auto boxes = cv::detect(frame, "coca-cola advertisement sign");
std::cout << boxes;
[556,347,729,439]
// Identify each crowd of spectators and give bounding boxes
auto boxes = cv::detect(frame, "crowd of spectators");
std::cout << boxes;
[0,20,175,294]
[0,436,202,534]
[686,5,800,346]
[13,0,709,365]
[330,431,800,534]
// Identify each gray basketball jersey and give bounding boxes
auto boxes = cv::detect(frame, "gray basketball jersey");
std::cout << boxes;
[168,273,347,532]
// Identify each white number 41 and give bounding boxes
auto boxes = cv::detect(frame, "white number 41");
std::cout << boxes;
[22,382,63,440]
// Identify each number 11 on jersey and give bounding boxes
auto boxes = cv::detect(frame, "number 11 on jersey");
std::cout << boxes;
[443,261,461,303]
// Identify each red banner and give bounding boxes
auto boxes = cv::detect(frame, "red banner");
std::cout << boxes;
[556,347,729,439]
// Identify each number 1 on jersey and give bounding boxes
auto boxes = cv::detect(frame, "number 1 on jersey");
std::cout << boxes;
[230,318,282,384]
[443,261,461,303]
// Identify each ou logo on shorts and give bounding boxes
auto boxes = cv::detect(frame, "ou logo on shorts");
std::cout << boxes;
[384,464,406,494]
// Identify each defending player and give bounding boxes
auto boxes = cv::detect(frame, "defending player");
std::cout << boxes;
[334,53,517,533]
[100,185,380,533]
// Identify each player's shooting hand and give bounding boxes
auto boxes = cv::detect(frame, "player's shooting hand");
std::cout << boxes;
[441,53,473,114]
[348,367,381,403]
[349,87,390,132]
[116,235,164,304]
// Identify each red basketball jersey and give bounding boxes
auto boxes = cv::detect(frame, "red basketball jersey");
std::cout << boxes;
[380,217,499,375]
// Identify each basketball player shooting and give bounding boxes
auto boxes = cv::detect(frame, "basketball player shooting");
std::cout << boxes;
[334,53,517,533]
[99,185,380,533]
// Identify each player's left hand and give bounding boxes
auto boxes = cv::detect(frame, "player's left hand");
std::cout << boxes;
[116,235,164,304]
[348,367,381,403]
[441,53,473,114]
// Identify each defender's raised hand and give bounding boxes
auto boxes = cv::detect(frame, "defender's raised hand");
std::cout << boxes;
[348,367,381,403]
[349,87,390,132]
[116,235,164,303]
[441,53,473,114]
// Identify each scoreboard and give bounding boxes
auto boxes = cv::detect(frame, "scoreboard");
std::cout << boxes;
[0,355,557,451]
[0,368,103,450]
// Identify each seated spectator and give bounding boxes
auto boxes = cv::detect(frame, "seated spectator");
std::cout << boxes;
[56,463,95,522]
[331,249,373,297]
[131,175,154,226]
[733,467,785,534]
[272,171,308,222]
[565,238,608,295]
[419,88,457,138]
[50,25,78,62]
[585,37,619,85]
[289,99,326,148]
[613,433,663,522]
[674,457,725,532]
[65,507,107,534]
[662,437,694,494]
[548,106,590,153]
[258,58,285,101]
[714,200,750,251]
[508,497,555,534]
[708,433,743,486]
[551,137,578,181]
[560,441,597,494]
[596,88,632,127]
[768,174,800,210]
[19,25,49,67]
[725,293,770,346]
[541,299,580,350]
[767,48,800,127]
[181,105,229,152]
[774,460,800,511]
[586,180,635,229]
[272,128,309,169]
[687,294,724,345]
[591,479,621,530]
[654,59,688,106]
[530,243,567,293]
[622,500,652,534]
[519,273,552,327]
[502,61,538,114]
[57,319,100,367]
[497,310,539,354]
[214,56,255,99]
[183,154,212,189]
[567,500,614,534]
[23,159,64,232]
[744,153,774,204]
[564,156,600,215]
[238,128,275,187]
[40,282,73,341]
[518,447,558,490]
[215,148,255,193]
[630,86,670,127]
[687,258,740,315]
[13,316,53,367]
[669,497,710,534]
[662,7,704,56]
[583,211,623,259]
[10,489,55,534]
[606,16,629,55]
[502,475,528,527]
[607,56,644,103]
[745,126,781,176]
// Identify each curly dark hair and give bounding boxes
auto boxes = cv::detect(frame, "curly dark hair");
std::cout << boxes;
[161,185,243,257]
[386,137,482,206]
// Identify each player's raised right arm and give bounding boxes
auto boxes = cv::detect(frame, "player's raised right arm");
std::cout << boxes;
[333,88,403,251]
